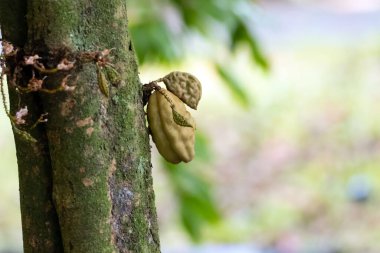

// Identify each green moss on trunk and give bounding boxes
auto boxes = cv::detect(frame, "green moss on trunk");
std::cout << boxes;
[1,0,160,252]
[1,1,64,252]
[12,93,64,253]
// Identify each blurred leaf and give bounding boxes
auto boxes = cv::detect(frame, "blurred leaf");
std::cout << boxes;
[162,130,220,241]
[170,0,235,33]
[129,0,269,72]
[180,205,202,241]
[246,32,270,71]
[129,19,182,63]
[179,191,219,242]
[231,19,270,70]
[215,63,250,109]
[194,131,212,162]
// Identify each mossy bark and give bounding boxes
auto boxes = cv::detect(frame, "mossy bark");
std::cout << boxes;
[0,1,64,252]
[1,1,160,252]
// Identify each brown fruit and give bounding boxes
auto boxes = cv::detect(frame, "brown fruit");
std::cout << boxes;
[161,71,202,110]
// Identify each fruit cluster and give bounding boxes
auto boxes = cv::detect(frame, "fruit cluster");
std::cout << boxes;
[146,72,202,164]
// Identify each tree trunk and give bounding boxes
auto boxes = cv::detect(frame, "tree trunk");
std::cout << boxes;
[0,1,160,252]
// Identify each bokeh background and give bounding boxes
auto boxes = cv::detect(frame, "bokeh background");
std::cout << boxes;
[2,0,380,252]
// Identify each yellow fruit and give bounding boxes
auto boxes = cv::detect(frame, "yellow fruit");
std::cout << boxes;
[147,89,195,163]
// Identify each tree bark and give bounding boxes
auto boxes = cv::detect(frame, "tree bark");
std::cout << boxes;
[1,1,160,252]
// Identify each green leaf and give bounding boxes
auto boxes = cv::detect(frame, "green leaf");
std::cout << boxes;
[194,131,212,162]
[172,107,193,128]
[162,152,221,242]
[247,32,270,71]
[215,63,250,109]
[170,0,238,30]
[180,203,202,241]
[129,19,182,64]
[176,173,221,241]
[231,19,270,71]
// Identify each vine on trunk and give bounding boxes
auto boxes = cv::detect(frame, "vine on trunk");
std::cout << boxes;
[0,40,121,142]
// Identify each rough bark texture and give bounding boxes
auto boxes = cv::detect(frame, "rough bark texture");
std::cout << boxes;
[1,1,160,252]
[0,1,64,252]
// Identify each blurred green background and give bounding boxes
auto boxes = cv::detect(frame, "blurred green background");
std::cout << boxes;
[2,0,380,252]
